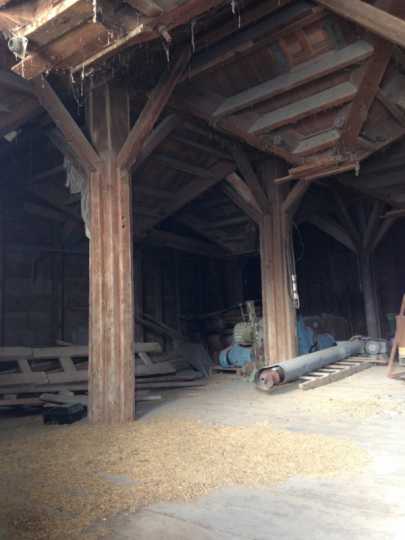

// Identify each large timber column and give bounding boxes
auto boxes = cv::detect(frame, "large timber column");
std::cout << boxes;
[259,160,299,364]
[33,49,190,423]
[87,81,135,424]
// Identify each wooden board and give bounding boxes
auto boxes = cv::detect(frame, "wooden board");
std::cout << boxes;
[212,41,374,118]
[249,82,357,133]
[298,359,372,390]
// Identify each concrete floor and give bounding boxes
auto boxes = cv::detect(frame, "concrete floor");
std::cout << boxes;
[92,367,405,539]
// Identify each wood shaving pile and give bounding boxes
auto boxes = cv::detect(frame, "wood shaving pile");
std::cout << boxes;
[0,416,368,540]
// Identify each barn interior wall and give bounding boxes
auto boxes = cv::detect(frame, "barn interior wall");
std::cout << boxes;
[1,196,404,347]
[295,222,405,337]
[0,204,230,347]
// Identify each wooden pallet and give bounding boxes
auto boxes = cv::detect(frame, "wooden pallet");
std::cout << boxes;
[298,358,372,390]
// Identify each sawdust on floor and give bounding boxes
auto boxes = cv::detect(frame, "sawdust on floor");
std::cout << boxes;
[0,415,368,540]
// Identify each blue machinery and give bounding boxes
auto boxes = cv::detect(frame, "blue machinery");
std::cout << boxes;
[219,314,336,369]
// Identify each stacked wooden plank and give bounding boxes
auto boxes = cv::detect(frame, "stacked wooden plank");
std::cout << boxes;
[0,343,208,408]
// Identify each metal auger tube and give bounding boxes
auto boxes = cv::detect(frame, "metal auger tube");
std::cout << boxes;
[255,340,363,392]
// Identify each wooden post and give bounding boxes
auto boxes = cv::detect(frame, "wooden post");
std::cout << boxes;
[259,160,298,364]
[33,52,189,423]
[87,81,135,424]
[359,250,381,337]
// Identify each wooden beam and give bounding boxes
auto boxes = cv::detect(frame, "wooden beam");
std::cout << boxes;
[117,49,190,170]
[383,207,405,219]
[171,88,296,163]
[317,0,405,48]
[363,201,383,250]
[333,189,361,247]
[33,77,100,173]
[376,89,405,127]
[221,186,261,224]
[126,0,163,16]
[283,180,312,215]
[212,41,374,118]
[250,82,357,134]
[230,145,270,213]
[188,1,321,81]
[87,80,134,424]
[134,114,180,172]
[139,160,235,236]
[259,160,297,363]
[306,215,357,252]
[340,35,395,150]
[10,0,93,46]
[371,216,396,250]
[223,172,263,224]
[359,250,381,337]
[292,129,340,157]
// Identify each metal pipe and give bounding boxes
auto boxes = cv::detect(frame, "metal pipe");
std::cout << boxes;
[256,340,363,392]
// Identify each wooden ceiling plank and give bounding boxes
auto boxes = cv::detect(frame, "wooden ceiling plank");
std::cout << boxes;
[212,41,374,118]
[292,129,340,157]
[195,0,292,52]
[231,144,269,213]
[175,214,235,253]
[138,160,235,237]
[172,135,229,160]
[134,113,180,172]
[33,77,100,173]
[316,0,405,49]
[117,48,190,170]
[126,0,163,17]
[171,89,297,163]
[250,82,357,134]
[188,1,321,81]
[144,229,227,259]
[154,154,220,179]
[50,0,224,76]
[12,0,93,46]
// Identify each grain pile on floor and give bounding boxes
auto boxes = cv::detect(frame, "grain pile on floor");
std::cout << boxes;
[0,416,368,540]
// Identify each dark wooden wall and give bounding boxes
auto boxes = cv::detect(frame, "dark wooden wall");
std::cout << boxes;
[0,202,229,347]
[296,221,405,337]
